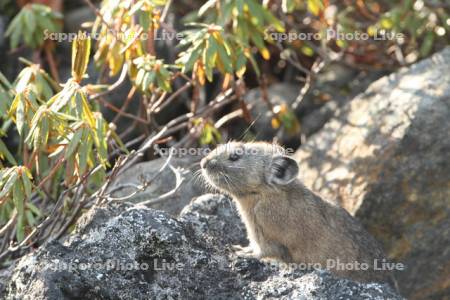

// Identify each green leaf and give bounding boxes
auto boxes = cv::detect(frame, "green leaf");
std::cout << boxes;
[16,95,25,136]
[282,0,296,13]
[261,7,285,32]
[74,92,84,119]
[78,131,92,175]
[0,168,15,184]
[13,179,24,215]
[24,8,36,34]
[250,31,265,50]
[25,210,36,226]
[16,213,25,242]
[156,73,171,92]
[32,123,41,150]
[36,73,54,100]
[0,170,18,198]
[246,0,264,26]
[65,129,83,159]
[139,11,151,31]
[0,71,12,89]
[36,12,59,32]
[26,202,41,217]
[21,171,33,198]
[4,10,22,37]
[235,51,247,78]
[246,53,260,77]
[420,31,435,57]
[40,115,49,146]
[144,71,156,91]
[182,47,202,73]
[0,139,17,165]
[25,105,46,145]
[136,69,146,87]
[94,117,108,165]
[80,92,96,128]
[15,68,33,93]
[214,40,233,73]
[205,36,218,72]
[9,24,22,49]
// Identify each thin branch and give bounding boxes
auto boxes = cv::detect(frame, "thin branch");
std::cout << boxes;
[106,148,174,201]
[215,109,244,128]
[160,0,173,23]
[95,96,149,124]
[112,86,137,125]
[0,210,17,237]
[90,65,129,101]
[154,81,192,113]
[138,165,185,206]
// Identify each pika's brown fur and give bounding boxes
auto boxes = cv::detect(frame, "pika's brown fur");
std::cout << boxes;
[201,142,393,284]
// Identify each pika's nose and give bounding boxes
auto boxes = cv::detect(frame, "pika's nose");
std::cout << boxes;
[201,158,218,169]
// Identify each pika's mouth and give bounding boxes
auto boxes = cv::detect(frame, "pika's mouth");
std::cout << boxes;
[200,168,218,188]
[201,162,225,190]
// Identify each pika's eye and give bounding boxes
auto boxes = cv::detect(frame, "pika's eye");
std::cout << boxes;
[229,152,241,162]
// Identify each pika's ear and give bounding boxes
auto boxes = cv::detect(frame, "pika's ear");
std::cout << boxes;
[266,155,299,185]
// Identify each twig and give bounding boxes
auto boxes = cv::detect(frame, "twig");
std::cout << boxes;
[112,86,137,125]
[0,210,17,237]
[292,59,325,110]
[138,165,185,206]
[95,96,149,124]
[154,81,192,113]
[160,0,173,23]
[106,148,174,201]
[90,65,129,101]
[215,109,244,128]
[44,42,60,83]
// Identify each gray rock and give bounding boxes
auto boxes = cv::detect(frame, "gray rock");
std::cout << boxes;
[64,7,96,35]
[295,47,450,299]
[107,155,206,215]
[296,63,387,137]
[244,83,300,144]
[179,194,247,248]
[242,65,386,146]
[4,194,402,299]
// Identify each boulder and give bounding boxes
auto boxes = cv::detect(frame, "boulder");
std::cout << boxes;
[4,194,402,299]
[64,7,96,34]
[295,62,387,136]
[294,47,450,299]
[243,82,300,145]
[241,64,385,147]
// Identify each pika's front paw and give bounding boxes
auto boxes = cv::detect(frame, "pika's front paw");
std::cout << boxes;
[232,245,252,253]
[232,245,262,259]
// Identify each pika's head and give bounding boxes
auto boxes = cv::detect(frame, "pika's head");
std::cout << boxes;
[200,142,299,196]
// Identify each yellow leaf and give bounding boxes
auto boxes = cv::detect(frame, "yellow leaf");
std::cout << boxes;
[195,62,206,86]
[301,45,314,57]
[367,25,377,36]
[260,48,271,60]
[380,18,393,30]
[236,64,246,78]
[72,31,91,82]
[307,0,322,16]
[271,117,281,129]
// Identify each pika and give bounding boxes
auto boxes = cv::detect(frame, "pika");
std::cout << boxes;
[201,141,393,284]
